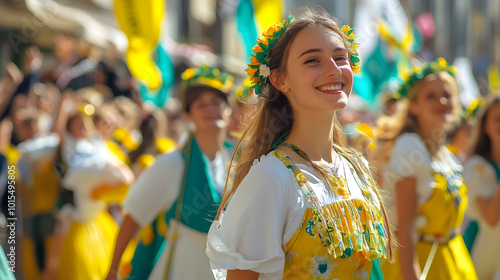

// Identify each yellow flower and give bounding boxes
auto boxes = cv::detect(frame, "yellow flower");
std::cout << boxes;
[438,57,448,68]
[296,173,307,186]
[352,65,361,74]
[311,220,327,236]
[361,188,372,199]
[329,175,349,198]
[341,25,355,40]
[182,68,195,80]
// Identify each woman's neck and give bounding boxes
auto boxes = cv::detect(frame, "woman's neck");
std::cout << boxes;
[286,111,335,162]
[417,123,445,156]
[194,129,225,161]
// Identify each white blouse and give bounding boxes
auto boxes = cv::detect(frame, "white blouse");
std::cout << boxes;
[463,155,500,280]
[382,133,462,228]
[206,151,379,279]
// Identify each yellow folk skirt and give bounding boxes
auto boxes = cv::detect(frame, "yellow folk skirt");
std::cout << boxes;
[381,235,477,280]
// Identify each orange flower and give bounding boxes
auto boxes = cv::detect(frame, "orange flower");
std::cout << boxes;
[252,44,264,54]
[249,55,260,66]
[245,67,258,80]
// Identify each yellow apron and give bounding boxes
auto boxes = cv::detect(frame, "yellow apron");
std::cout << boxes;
[273,150,388,279]
[381,169,477,279]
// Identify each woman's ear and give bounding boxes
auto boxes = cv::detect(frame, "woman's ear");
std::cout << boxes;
[409,100,419,118]
[269,69,289,93]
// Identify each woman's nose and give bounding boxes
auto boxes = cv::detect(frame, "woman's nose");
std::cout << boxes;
[325,58,342,77]
[439,96,449,105]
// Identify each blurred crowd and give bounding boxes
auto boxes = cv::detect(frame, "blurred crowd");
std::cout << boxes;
[0,29,498,280]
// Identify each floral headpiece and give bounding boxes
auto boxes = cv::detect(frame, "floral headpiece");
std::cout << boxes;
[395,57,456,100]
[462,97,485,121]
[181,64,234,92]
[245,16,361,96]
[246,16,293,96]
[341,25,361,74]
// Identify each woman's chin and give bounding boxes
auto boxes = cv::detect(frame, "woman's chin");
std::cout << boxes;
[332,99,348,111]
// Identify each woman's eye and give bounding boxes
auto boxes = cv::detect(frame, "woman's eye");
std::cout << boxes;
[305,58,319,64]
[334,56,347,62]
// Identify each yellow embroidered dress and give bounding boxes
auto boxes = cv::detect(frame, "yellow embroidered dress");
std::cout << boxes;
[207,150,389,279]
[380,133,477,280]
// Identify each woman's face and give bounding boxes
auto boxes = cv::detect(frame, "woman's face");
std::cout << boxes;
[95,113,117,140]
[410,77,454,130]
[280,24,353,114]
[484,104,500,145]
[68,115,88,139]
[187,91,231,133]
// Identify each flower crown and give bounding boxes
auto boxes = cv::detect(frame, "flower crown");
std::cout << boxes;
[181,64,234,92]
[395,57,456,100]
[245,16,361,96]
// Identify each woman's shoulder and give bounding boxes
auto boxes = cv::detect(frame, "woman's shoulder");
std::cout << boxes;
[463,155,495,175]
[389,132,432,166]
[246,151,295,180]
[464,155,490,168]
[154,149,184,165]
[393,133,428,154]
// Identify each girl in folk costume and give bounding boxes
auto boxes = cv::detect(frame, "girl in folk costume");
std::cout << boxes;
[463,95,500,280]
[106,65,234,280]
[206,8,394,280]
[54,91,135,280]
[378,58,478,280]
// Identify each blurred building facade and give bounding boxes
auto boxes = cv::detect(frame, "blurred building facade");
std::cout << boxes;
[0,0,498,94]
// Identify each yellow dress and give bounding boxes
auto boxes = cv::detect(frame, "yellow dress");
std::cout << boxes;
[57,210,118,280]
[56,165,132,279]
[381,151,477,279]
[275,151,389,279]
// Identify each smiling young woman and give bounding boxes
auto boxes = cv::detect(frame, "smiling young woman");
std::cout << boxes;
[206,7,394,280]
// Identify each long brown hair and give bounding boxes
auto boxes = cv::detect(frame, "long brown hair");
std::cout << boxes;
[469,95,500,159]
[217,7,395,260]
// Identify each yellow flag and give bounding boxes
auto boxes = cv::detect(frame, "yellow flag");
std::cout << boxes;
[253,0,283,34]
[114,0,164,90]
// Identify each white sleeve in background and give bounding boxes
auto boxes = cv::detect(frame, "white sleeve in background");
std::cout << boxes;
[382,133,434,227]
[122,150,184,228]
[463,155,497,219]
[206,156,294,278]
[385,133,432,187]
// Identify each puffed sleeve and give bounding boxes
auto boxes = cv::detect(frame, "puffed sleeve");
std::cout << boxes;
[122,150,184,228]
[463,155,497,219]
[206,156,292,278]
[383,133,432,189]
